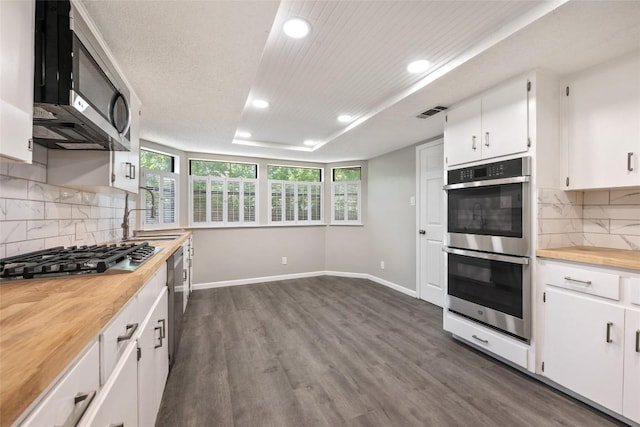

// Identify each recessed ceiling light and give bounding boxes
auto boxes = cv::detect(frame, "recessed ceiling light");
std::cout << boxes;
[283,18,310,39]
[303,140,316,146]
[337,114,353,123]
[407,59,432,74]
[252,99,270,109]
[236,131,251,138]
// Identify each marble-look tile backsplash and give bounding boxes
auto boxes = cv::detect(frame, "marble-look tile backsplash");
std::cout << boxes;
[0,146,134,258]
[538,188,640,250]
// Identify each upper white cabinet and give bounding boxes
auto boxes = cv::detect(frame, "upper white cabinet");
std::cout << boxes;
[445,78,529,167]
[564,52,640,190]
[46,95,141,193]
[0,0,34,163]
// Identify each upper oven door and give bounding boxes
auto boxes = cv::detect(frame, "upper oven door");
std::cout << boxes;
[444,176,530,256]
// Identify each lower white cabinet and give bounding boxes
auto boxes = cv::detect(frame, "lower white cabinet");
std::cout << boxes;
[138,287,169,427]
[80,342,139,427]
[540,259,640,423]
[21,342,99,426]
[543,288,625,413]
[623,309,640,423]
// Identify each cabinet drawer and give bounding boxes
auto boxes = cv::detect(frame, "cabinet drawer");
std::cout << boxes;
[444,312,529,369]
[541,262,620,300]
[630,278,640,306]
[100,296,142,384]
[136,264,167,320]
[21,341,99,426]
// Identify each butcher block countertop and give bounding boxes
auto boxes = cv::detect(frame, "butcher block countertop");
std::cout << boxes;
[0,231,191,427]
[536,246,640,272]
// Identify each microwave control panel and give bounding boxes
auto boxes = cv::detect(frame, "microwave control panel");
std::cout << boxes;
[448,157,530,185]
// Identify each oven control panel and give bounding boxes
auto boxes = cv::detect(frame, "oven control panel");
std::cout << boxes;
[448,157,530,184]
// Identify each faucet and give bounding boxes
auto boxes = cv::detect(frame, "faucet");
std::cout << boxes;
[122,187,156,241]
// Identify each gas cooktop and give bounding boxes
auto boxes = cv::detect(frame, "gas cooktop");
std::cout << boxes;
[0,242,162,281]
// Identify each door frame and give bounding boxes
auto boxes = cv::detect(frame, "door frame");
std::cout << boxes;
[415,136,445,303]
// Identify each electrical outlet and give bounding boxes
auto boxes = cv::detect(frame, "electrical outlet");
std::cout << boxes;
[380,261,385,269]
[282,257,288,265]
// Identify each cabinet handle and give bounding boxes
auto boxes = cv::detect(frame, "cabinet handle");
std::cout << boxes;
[109,424,124,427]
[183,269,188,280]
[117,323,139,342]
[131,164,136,180]
[484,132,490,147]
[606,322,613,343]
[58,390,96,427]
[154,326,164,348]
[124,162,132,178]
[158,318,166,339]
[471,136,477,151]
[564,276,592,286]
[471,334,489,344]
[636,330,639,353]
[628,152,634,172]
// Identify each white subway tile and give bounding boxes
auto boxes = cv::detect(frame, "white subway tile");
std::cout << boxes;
[0,199,6,221]
[94,206,115,219]
[59,220,76,235]
[6,162,46,183]
[27,220,60,239]
[44,202,73,220]
[538,203,582,219]
[28,182,60,202]
[45,235,73,249]
[57,189,82,204]
[584,205,640,220]
[0,160,9,176]
[610,220,640,236]
[0,244,6,259]
[6,239,45,257]
[538,219,583,234]
[610,189,640,205]
[583,219,610,234]
[583,233,640,251]
[583,190,610,205]
[0,221,27,243]
[537,188,579,205]
[98,193,112,207]
[81,192,98,206]
[76,219,98,234]
[72,205,92,220]
[537,233,584,249]
[0,176,29,199]
[5,200,44,220]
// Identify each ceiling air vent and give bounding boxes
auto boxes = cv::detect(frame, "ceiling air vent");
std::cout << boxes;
[416,105,448,119]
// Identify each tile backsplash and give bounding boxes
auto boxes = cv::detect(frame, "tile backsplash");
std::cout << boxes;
[538,188,640,250]
[0,146,134,258]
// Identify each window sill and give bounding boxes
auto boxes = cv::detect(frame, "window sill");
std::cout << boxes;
[330,222,363,226]
[188,223,328,229]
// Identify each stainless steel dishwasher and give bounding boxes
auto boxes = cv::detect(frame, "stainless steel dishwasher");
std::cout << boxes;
[166,246,183,369]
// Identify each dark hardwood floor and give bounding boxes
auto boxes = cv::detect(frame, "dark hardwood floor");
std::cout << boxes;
[156,276,621,427]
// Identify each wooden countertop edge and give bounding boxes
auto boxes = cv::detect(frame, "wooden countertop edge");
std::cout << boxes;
[536,246,640,272]
[0,231,192,427]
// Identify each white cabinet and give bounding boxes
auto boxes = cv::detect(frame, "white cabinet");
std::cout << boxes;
[623,308,640,424]
[45,95,141,193]
[564,51,640,190]
[21,342,99,427]
[138,287,169,427]
[543,288,625,413]
[182,237,193,312]
[540,259,640,423]
[0,0,34,163]
[445,78,529,167]
[80,342,139,427]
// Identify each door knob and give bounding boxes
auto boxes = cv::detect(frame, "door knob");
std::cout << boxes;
[419,229,426,235]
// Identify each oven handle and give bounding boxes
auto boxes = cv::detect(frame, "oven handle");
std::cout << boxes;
[443,175,529,190]
[443,247,530,265]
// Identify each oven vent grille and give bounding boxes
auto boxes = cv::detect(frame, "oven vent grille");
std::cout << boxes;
[416,105,448,119]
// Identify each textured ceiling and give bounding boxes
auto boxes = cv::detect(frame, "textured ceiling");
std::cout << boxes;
[80,0,640,163]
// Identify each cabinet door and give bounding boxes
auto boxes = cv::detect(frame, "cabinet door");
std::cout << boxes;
[137,288,169,427]
[624,309,640,424]
[80,342,138,427]
[113,96,141,193]
[566,53,640,189]
[543,288,625,413]
[481,78,529,160]
[0,0,34,163]
[444,98,482,166]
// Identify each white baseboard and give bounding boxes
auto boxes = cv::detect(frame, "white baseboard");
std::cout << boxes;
[193,270,417,298]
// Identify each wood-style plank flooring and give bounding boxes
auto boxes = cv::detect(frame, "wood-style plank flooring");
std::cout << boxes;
[156,276,622,427]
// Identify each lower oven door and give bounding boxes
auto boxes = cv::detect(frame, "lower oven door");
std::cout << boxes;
[444,247,531,341]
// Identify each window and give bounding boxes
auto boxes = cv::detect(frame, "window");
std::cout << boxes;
[268,165,322,224]
[189,160,258,226]
[332,166,362,224]
[140,149,179,229]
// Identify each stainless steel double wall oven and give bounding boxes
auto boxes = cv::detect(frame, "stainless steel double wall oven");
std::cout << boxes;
[444,157,532,341]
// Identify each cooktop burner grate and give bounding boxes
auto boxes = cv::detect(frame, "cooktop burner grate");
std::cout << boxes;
[0,242,161,280]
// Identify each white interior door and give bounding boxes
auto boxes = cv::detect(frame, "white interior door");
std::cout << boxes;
[417,141,444,307]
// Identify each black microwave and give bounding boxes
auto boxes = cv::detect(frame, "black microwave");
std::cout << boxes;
[33,0,131,151]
